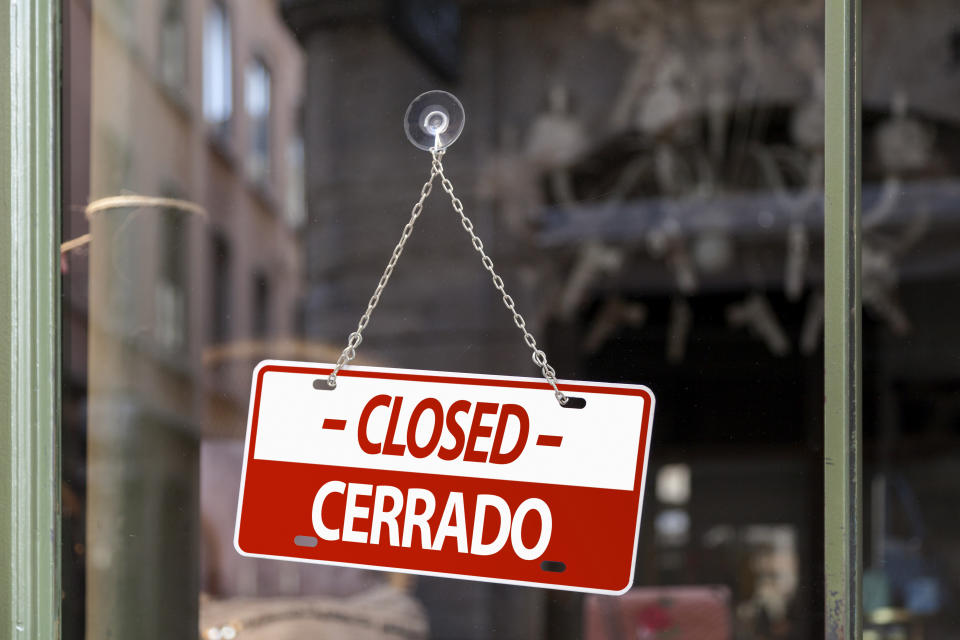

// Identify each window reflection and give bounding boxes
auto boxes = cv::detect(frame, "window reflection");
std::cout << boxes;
[156,206,189,353]
[251,270,271,340]
[209,231,232,346]
[159,0,186,92]
[285,111,307,228]
[203,0,232,139]
[64,0,305,637]
[245,58,272,184]
[859,1,960,637]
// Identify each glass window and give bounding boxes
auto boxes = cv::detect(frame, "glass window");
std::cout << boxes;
[203,0,232,138]
[245,57,272,184]
[60,0,845,637]
[156,205,189,353]
[209,230,231,344]
[285,108,307,227]
[860,2,960,636]
[159,0,187,91]
[251,270,270,339]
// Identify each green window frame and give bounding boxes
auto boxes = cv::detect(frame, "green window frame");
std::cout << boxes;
[823,0,862,636]
[0,0,865,636]
[0,1,61,638]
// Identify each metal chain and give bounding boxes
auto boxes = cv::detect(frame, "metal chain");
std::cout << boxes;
[432,149,568,405]
[326,159,438,387]
[328,147,568,406]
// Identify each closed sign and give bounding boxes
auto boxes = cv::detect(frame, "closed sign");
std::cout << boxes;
[234,361,655,594]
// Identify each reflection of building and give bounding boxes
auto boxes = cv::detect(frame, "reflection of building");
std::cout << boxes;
[83,0,305,422]
[62,0,304,638]
[284,0,960,638]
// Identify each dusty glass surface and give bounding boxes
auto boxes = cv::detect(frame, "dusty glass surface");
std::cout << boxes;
[857,2,960,638]
[61,0,833,638]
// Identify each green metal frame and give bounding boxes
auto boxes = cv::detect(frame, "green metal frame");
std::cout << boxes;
[0,1,61,638]
[824,0,862,636]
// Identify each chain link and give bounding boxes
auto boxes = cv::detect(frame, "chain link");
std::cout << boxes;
[328,147,568,406]
[326,161,437,388]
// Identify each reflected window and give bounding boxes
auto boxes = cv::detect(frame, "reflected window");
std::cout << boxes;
[209,231,231,344]
[106,0,134,39]
[156,209,189,353]
[159,0,186,91]
[285,108,306,227]
[245,57,272,184]
[203,0,232,138]
[251,270,270,339]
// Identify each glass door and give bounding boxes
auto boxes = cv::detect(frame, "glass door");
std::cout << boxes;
[58,1,829,637]
[13,0,959,638]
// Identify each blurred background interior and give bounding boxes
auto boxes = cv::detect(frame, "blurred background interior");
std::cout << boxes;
[60,0,960,638]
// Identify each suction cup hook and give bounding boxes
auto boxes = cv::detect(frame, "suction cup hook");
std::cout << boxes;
[404,90,465,151]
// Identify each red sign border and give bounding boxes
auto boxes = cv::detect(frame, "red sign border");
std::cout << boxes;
[234,360,655,595]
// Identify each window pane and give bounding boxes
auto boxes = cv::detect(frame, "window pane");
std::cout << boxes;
[245,58,271,183]
[61,0,828,638]
[209,230,231,344]
[285,111,307,227]
[159,0,186,91]
[251,270,270,339]
[860,2,960,637]
[156,208,189,353]
[203,0,232,135]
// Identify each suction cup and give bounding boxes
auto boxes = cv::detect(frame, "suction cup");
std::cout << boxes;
[404,90,465,151]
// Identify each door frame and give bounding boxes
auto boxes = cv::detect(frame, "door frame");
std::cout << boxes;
[823,0,863,636]
[0,1,62,638]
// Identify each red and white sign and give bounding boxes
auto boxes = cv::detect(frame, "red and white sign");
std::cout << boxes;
[234,361,655,594]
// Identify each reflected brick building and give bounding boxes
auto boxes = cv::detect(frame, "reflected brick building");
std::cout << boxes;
[62,0,305,637]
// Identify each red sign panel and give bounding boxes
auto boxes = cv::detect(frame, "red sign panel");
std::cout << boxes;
[234,361,655,594]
